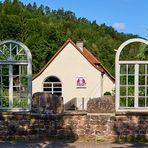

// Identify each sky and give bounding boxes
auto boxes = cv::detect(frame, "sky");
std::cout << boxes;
[4,0,148,39]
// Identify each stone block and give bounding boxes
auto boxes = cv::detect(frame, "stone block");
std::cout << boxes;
[32,92,64,114]
[87,96,115,113]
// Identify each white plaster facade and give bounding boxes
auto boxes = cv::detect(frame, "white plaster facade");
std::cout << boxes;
[32,39,115,110]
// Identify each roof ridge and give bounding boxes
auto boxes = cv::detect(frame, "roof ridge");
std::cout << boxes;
[32,38,115,82]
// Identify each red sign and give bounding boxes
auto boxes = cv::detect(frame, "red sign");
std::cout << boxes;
[76,77,86,87]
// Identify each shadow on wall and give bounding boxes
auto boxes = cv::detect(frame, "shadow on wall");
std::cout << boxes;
[0,141,76,148]
[0,112,78,145]
[64,98,77,111]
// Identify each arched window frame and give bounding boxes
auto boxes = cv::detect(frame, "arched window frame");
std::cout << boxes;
[43,76,62,96]
[115,38,148,112]
[0,40,32,111]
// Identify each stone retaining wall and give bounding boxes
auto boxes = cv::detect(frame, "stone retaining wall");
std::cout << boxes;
[0,112,148,142]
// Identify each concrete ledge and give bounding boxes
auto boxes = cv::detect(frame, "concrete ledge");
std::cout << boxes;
[87,113,115,116]
[116,111,148,116]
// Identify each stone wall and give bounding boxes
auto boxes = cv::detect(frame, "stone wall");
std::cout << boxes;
[0,112,148,142]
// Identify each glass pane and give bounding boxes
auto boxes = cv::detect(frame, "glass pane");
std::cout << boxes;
[120,97,126,107]
[13,65,19,76]
[53,88,62,91]
[2,65,9,76]
[128,65,134,74]
[2,76,9,87]
[147,87,148,96]
[128,75,134,85]
[44,83,52,87]
[21,77,28,87]
[0,89,2,97]
[120,86,126,96]
[147,77,148,85]
[0,97,1,106]
[13,86,21,96]
[146,98,148,107]
[0,45,10,60]
[139,76,145,85]
[53,83,62,87]
[120,65,126,74]
[128,97,134,107]
[0,65,1,75]
[20,65,27,76]
[13,77,20,87]
[139,98,145,107]
[45,77,60,82]
[139,64,145,74]
[120,76,126,85]
[2,87,9,96]
[14,46,27,61]
[139,87,145,96]
[2,98,9,107]
[13,98,28,108]
[44,88,52,91]
[20,90,28,98]
[128,86,134,96]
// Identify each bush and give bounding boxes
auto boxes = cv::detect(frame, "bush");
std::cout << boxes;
[104,91,111,96]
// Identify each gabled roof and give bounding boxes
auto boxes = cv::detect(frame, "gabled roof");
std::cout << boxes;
[32,38,115,82]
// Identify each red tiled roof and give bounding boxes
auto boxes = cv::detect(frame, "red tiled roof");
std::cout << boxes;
[32,38,115,82]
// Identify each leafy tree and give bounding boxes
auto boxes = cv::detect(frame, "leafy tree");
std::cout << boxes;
[0,0,138,75]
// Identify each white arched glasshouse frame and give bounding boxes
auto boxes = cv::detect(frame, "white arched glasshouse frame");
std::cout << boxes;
[0,40,32,111]
[116,38,148,112]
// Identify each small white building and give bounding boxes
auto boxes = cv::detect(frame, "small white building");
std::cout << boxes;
[32,39,115,110]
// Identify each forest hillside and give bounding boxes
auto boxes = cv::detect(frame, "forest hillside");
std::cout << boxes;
[0,0,139,75]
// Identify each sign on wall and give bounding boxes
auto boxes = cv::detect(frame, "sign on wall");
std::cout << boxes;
[76,77,86,88]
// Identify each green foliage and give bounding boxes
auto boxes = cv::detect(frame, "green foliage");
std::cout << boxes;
[104,91,111,96]
[0,0,138,75]
[2,98,9,107]
[13,98,28,108]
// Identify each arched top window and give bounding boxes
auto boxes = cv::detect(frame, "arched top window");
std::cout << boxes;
[0,40,32,111]
[43,76,62,96]
[115,38,148,112]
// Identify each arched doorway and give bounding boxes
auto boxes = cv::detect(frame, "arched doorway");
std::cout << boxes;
[0,40,32,111]
[115,38,148,111]
[43,76,62,96]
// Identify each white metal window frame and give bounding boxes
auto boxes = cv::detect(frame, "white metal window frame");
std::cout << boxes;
[0,40,32,111]
[115,38,148,112]
[43,76,62,96]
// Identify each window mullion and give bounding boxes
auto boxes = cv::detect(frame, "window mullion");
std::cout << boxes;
[9,65,13,108]
[145,65,147,107]
[0,65,2,107]
[135,64,139,108]
[52,83,53,94]
[126,64,128,107]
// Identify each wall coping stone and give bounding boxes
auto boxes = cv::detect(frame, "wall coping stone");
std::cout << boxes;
[64,111,87,116]
[116,111,148,116]
[87,113,115,116]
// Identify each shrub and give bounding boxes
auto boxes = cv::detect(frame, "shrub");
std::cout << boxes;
[104,91,111,96]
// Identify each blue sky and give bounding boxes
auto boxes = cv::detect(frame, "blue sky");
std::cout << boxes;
[3,0,148,39]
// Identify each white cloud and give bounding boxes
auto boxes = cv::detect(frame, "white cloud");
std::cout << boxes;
[112,22,126,30]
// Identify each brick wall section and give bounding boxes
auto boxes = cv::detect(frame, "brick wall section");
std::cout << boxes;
[0,112,148,142]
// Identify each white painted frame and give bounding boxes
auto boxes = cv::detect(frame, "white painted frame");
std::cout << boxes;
[43,76,62,96]
[0,40,32,111]
[115,38,148,112]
